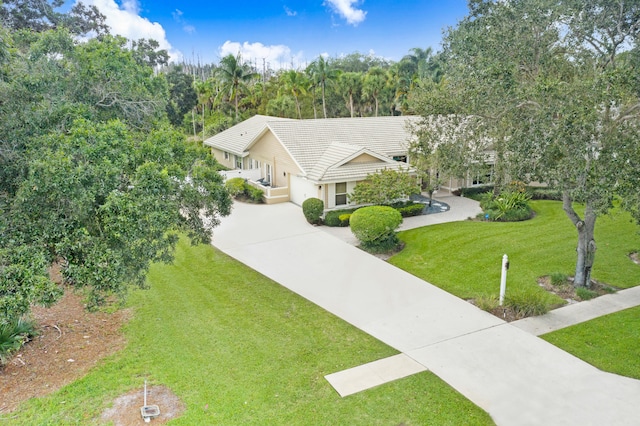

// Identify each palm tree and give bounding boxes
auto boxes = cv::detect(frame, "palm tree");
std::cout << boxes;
[308,56,341,118]
[281,70,309,119]
[216,53,257,120]
[402,47,433,81]
[338,72,363,117]
[362,66,387,117]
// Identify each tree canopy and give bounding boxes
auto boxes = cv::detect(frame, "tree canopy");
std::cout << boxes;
[0,26,231,325]
[410,0,640,287]
[349,168,420,206]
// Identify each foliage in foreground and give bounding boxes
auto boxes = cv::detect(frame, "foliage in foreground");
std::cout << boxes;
[6,239,494,425]
[1,119,231,322]
[0,317,37,365]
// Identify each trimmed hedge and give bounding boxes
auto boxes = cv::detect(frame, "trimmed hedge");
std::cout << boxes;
[453,185,494,199]
[350,206,403,252]
[397,203,425,217]
[324,208,357,227]
[302,198,324,224]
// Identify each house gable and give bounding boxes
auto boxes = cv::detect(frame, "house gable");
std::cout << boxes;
[344,153,382,165]
[248,129,302,188]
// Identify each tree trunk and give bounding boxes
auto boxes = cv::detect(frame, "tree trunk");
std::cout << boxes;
[322,83,327,118]
[312,87,317,119]
[192,108,196,137]
[374,96,379,117]
[294,95,302,119]
[349,93,354,117]
[562,191,597,287]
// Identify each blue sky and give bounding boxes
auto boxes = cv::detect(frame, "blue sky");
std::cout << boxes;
[71,1,469,68]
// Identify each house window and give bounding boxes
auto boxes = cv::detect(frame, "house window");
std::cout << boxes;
[224,151,229,160]
[235,156,243,169]
[393,155,407,163]
[335,182,347,206]
[266,164,272,184]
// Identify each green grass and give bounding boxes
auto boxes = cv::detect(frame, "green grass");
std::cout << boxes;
[541,306,640,379]
[389,200,640,303]
[5,238,494,425]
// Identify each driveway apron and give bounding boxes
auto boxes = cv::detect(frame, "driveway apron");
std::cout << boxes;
[212,201,640,426]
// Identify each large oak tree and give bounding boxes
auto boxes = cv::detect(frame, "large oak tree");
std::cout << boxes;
[411,0,640,287]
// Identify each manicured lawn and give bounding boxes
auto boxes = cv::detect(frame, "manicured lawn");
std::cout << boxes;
[389,200,640,302]
[8,238,494,425]
[541,306,640,380]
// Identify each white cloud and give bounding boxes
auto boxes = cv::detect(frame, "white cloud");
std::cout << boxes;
[76,0,183,62]
[219,41,306,71]
[324,0,367,25]
[284,6,297,17]
[172,8,196,34]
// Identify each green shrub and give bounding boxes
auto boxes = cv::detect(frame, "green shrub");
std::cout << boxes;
[324,208,357,227]
[480,190,533,222]
[475,295,499,312]
[225,177,246,197]
[338,214,352,226]
[528,187,562,200]
[350,206,403,252]
[453,185,494,200]
[397,203,425,217]
[576,287,598,301]
[504,287,561,318]
[302,198,324,224]
[245,186,264,202]
[550,272,568,286]
[0,317,37,365]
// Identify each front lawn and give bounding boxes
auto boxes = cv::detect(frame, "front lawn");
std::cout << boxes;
[541,306,640,380]
[389,200,640,302]
[6,238,493,425]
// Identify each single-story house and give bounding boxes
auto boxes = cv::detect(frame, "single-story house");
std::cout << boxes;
[204,115,495,208]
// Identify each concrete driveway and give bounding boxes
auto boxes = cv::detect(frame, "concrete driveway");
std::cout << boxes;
[211,199,640,426]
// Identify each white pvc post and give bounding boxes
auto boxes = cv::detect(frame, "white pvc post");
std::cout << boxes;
[499,254,508,306]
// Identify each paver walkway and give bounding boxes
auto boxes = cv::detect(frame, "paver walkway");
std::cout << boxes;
[211,198,640,426]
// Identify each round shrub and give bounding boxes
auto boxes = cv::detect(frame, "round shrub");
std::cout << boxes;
[350,206,402,252]
[225,177,246,198]
[302,197,324,224]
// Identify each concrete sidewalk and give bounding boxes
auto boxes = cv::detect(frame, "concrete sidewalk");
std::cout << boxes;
[211,200,640,426]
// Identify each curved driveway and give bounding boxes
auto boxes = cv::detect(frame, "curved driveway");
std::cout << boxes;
[212,198,640,426]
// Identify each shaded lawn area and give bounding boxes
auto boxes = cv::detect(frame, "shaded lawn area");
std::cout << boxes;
[541,306,640,380]
[389,200,640,303]
[8,238,494,425]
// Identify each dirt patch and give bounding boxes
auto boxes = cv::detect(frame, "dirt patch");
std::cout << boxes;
[0,290,130,413]
[630,252,640,265]
[100,385,185,426]
[537,275,617,304]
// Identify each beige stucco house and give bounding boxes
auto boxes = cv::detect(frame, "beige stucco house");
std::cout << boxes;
[205,115,421,208]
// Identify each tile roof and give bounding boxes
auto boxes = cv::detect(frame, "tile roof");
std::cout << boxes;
[205,115,420,182]
[203,115,294,156]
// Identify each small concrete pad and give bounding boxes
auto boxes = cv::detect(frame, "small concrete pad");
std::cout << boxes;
[325,354,427,397]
